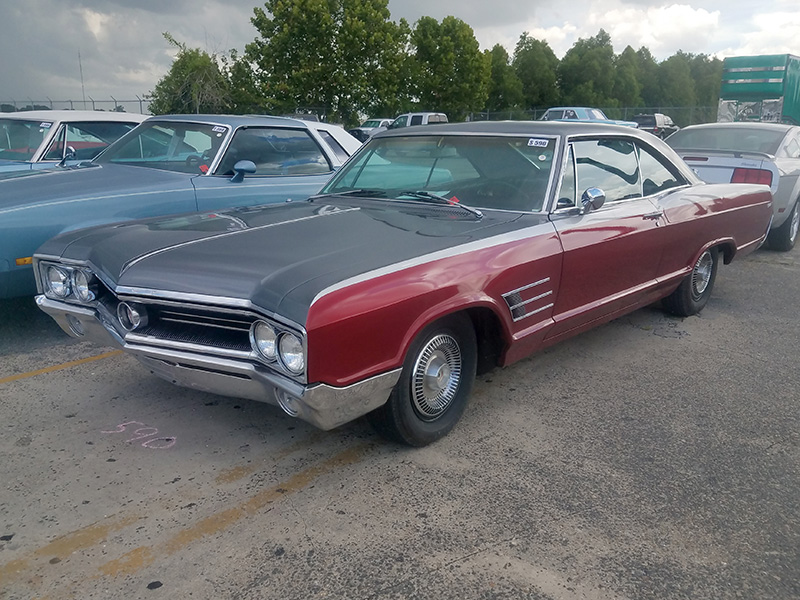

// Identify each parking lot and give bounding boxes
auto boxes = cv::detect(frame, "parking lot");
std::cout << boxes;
[1,247,798,600]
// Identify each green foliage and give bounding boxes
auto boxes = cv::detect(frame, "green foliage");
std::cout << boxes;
[147,33,233,115]
[245,0,409,125]
[558,29,617,106]
[411,16,490,121]
[485,45,523,111]
[512,33,559,109]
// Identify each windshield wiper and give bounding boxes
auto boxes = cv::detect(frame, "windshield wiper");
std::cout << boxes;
[400,190,483,219]
[311,188,387,199]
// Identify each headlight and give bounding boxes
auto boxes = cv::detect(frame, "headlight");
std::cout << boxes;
[117,302,148,331]
[279,333,305,374]
[71,269,97,302]
[46,266,71,298]
[251,320,278,360]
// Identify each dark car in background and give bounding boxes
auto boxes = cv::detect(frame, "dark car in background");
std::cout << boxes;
[348,117,394,142]
[634,113,680,138]
[35,122,771,446]
[0,114,361,298]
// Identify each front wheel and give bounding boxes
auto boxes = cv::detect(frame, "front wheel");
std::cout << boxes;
[368,313,477,447]
[662,247,719,317]
[768,200,799,252]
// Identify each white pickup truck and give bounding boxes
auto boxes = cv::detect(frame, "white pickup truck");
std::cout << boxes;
[668,122,800,251]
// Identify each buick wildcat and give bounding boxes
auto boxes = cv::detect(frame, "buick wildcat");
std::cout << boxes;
[34,122,772,446]
[0,114,360,298]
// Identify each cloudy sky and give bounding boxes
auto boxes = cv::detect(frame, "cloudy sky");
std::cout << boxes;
[2,0,798,111]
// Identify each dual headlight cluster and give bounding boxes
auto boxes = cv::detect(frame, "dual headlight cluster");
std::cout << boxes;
[42,263,99,303]
[250,320,305,375]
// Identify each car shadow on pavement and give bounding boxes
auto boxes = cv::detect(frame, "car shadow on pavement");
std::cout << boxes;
[0,297,78,356]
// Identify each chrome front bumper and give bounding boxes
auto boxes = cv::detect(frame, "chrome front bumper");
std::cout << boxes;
[36,295,400,430]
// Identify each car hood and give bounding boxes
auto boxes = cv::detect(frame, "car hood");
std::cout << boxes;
[0,163,195,213]
[40,199,539,325]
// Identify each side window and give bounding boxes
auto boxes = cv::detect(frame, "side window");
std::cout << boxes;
[556,145,576,208]
[43,125,67,160]
[216,127,332,176]
[784,136,800,159]
[564,110,578,119]
[316,130,350,163]
[637,144,684,196]
[410,115,423,126]
[573,139,640,202]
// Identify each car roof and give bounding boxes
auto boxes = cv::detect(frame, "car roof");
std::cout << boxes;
[375,120,650,138]
[144,114,327,129]
[679,122,797,133]
[0,110,147,122]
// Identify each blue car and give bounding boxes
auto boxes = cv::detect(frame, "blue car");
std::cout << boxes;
[0,114,362,298]
[540,106,639,128]
[0,110,147,175]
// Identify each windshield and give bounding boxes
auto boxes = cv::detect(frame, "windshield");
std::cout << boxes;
[667,126,785,154]
[95,121,229,173]
[320,134,558,212]
[0,118,52,161]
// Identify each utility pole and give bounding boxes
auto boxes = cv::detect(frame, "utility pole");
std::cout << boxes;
[79,49,87,109]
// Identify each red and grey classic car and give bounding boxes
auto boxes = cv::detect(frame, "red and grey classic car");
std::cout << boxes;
[34,122,772,446]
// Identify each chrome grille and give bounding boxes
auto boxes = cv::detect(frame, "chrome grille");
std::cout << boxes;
[136,306,253,352]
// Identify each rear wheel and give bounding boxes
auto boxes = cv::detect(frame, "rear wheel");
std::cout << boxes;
[368,314,477,447]
[663,247,719,317]
[768,200,799,252]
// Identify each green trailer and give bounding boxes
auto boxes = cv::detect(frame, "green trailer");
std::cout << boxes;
[718,54,800,125]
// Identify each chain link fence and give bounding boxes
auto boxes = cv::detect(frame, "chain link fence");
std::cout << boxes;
[470,106,718,127]
[1,98,151,114]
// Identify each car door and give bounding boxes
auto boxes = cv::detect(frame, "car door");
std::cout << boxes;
[193,126,338,212]
[546,137,666,341]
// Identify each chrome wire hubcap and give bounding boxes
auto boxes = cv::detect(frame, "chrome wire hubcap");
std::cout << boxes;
[691,251,713,299]
[411,334,461,420]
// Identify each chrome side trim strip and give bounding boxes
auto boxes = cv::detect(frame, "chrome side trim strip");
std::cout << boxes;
[515,303,554,320]
[507,290,553,311]
[311,220,557,306]
[502,277,551,299]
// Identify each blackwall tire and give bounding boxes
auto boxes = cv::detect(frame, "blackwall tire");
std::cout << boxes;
[768,200,799,252]
[663,247,719,317]
[368,313,477,447]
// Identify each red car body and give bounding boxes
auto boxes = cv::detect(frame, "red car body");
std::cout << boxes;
[35,122,773,445]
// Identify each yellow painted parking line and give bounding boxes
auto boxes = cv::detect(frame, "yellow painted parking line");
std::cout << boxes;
[98,443,372,577]
[0,350,123,385]
[0,443,372,592]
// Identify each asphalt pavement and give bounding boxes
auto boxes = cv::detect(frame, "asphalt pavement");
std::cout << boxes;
[0,247,797,599]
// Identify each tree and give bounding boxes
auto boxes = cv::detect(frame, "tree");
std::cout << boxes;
[245,0,409,124]
[558,29,617,107]
[512,33,559,110]
[411,16,490,121]
[634,47,661,107]
[485,44,523,112]
[147,33,232,115]
[657,52,698,109]
[613,46,643,108]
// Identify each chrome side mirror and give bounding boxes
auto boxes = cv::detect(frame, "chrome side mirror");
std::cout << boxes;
[231,160,257,183]
[57,145,77,167]
[581,187,606,213]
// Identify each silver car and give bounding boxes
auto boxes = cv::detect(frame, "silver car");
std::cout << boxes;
[668,122,800,251]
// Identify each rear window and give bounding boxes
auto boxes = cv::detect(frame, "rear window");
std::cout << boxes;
[668,126,785,154]
[634,115,656,127]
